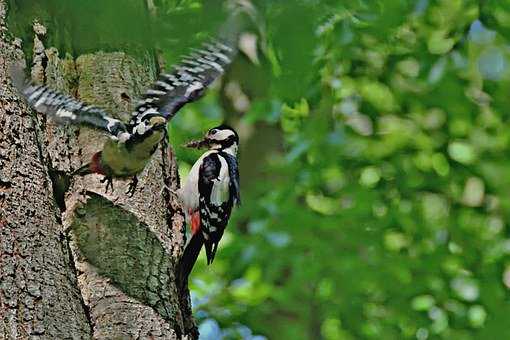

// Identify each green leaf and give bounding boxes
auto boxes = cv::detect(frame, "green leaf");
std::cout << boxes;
[412,295,436,311]
[448,141,477,164]
[428,30,455,55]
[359,81,398,112]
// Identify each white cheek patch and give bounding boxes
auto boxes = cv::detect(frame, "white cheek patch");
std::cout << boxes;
[211,129,235,142]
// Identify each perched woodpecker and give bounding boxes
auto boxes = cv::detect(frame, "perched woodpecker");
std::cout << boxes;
[177,124,241,286]
[13,40,236,194]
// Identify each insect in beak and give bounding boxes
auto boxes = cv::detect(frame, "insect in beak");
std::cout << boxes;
[184,137,210,149]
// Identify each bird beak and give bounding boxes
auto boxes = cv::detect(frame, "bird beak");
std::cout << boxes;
[184,137,210,149]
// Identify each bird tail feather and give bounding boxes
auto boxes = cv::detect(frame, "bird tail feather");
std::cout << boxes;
[203,239,221,266]
[178,232,205,290]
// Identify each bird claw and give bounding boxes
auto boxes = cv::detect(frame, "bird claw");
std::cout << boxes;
[100,176,114,193]
[126,176,138,197]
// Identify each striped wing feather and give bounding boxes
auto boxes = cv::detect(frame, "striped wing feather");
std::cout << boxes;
[130,40,236,125]
[15,78,129,140]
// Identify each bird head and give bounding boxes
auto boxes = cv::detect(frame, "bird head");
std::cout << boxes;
[148,116,166,129]
[185,124,239,154]
[131,113,167,136]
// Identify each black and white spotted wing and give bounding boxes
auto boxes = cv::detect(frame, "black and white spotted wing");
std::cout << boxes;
[21,83,130,141]
[198,152,236,265]
[221,151,241,206]
[130,40,236,125]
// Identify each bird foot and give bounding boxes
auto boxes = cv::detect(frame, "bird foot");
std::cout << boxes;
[126,176,138,197]
[100,176,114,193]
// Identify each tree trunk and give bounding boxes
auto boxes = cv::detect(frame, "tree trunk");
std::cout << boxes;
[0,1,196,338]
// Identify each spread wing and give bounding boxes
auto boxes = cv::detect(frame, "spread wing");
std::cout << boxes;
[16,80,129,141]
[198,152,234,264]
[130,40,236,126]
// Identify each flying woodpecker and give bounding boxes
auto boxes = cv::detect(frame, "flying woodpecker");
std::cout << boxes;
[177,124,241,287]
[11,40,236,195]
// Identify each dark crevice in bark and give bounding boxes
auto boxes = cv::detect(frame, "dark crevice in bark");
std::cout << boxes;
[0,179,12,189]
[47,168,71,211]
[120,91,131,101]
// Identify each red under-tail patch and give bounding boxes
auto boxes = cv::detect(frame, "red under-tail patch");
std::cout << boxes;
[89,151,105,175]
[190,209,201,235]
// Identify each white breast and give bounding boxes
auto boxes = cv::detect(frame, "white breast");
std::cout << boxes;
[178,151,231,217]
[178,150,215,212]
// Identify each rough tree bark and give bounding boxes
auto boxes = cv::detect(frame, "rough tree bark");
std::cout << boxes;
[0,1,196,338]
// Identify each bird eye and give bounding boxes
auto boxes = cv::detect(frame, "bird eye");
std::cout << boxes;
[209,129,219,135]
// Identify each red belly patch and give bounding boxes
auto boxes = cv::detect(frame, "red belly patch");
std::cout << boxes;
[190,209,201,235]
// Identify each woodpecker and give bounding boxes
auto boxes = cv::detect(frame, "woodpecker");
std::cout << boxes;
[177,124,241,287]
[13,39,236,195]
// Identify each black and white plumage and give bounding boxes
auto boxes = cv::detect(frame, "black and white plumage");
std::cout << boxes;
[177,125,240,286]
[131,41,235,125]
[12,39,236,194]
[21,83,130,141]
[18,39,236,144]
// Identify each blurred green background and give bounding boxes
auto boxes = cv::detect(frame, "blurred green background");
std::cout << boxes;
[9,0,510,339]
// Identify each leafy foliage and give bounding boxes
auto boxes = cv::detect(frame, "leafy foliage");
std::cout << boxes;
[175,1,510,339]
[10,0,510,339]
